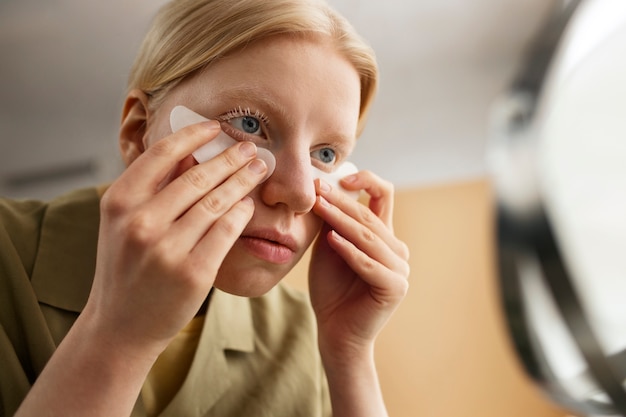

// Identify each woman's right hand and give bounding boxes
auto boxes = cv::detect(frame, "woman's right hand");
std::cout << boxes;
[83,121,268,360]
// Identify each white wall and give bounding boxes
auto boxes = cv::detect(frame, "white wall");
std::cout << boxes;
[0,0,555,199]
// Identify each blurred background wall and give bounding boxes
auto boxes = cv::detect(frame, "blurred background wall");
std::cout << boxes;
[1,0,557,198]
[1,0,573,415]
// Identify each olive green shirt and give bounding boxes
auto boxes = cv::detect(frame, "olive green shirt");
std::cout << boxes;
[0,188,330,417]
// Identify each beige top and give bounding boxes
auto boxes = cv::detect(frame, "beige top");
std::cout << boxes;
[0,187,331,417]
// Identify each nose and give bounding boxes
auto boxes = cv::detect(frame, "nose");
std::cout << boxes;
[259,147,316,214]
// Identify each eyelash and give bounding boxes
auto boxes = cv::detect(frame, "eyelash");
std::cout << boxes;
[218,106,270,126]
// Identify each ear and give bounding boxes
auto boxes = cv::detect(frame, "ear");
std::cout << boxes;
[119,89,151,166]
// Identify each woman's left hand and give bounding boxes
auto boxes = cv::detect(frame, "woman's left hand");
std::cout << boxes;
[309,171,410,358]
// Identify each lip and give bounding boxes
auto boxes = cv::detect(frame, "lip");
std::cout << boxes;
[239,228,298,264]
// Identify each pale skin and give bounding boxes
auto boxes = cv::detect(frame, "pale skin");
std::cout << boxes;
[16,35,410,416]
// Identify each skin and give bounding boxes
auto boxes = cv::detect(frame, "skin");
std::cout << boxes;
[16,35,410,417]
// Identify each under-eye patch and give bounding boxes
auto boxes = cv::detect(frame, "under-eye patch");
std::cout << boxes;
[170,105,276,182]
[170,105,359,199]
[311,161,359,200]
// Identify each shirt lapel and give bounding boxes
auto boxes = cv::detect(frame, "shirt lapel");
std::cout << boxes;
[159,289,255,417]
[30,187,100,313]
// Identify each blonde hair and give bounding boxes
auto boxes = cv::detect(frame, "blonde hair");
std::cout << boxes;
[128,0,378,136]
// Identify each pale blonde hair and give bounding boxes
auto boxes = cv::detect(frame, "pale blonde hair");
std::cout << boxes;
[128,0,378,136]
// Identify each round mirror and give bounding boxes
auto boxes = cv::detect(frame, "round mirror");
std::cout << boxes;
[488,1,626,415]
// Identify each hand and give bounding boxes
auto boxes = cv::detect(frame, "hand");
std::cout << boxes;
[83,121,268,360]
[309,171,410,357]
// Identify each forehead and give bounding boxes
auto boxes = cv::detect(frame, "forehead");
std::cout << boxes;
[171,35,361,137]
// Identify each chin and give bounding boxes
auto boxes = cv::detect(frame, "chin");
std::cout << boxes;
[213,256,291,298]
[211,237,309,297]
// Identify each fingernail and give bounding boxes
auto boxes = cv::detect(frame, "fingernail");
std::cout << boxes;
[201,120,220,130]
[318,195,331,207]
[318,179,331,192]
[342,174,358,183]
[239,141,257,157]
[331,230,344,242]
[248,159,267,174]
[241,196,254,206]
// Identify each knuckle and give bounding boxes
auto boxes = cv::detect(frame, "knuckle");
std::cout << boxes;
[361,256,377,273]
[178,271,203,293]
[400,241,410,261]
[100,188,127,217]
[126,212,158,246]
[183,166,211,190]
[213,203,252,237]
[392,237,410,261]
[151,239,174,265]
[367,170,393,189]
[396,276,410,297]
[365,170,394,196]
[234,172,252,189]
[234,198,255,218]
[400,260,411,279]
[382,178,394,194]
[361,227,377,243]
[215,215,239,237]
[199,194,224,214]
[357,204,376,226]
[149,137,178,158]
[221,148,240,170]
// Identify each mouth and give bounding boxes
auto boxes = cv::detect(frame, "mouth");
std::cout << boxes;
[239,229,298,264]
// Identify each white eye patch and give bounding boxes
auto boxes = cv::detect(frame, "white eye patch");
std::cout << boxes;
[170,105,276,182]
[170,105,359,199]
[312,161,359,200]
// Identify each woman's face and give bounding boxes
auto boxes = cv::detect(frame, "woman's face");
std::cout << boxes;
[141,35,361,296]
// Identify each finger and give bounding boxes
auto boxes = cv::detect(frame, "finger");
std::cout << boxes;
[188,196,255,272]
[314,195,409,276]
[326,229,409,298]
[339,170,395,227]
[149,141,258,222]
[114,121,221,202]
[170,158,268,243]
[315,179,409,261]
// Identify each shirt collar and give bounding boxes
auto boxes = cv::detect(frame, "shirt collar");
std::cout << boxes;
[31,187,100,313]
[29,186,256,354]
[207,289,255,353]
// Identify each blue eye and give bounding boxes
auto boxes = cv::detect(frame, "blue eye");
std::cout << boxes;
[311,147,336,164]
[230,116,262,136]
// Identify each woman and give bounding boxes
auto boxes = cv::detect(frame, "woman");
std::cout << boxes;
[1,0,410,415]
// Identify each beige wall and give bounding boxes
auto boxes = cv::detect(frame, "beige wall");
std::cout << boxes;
[285,178,571,417]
